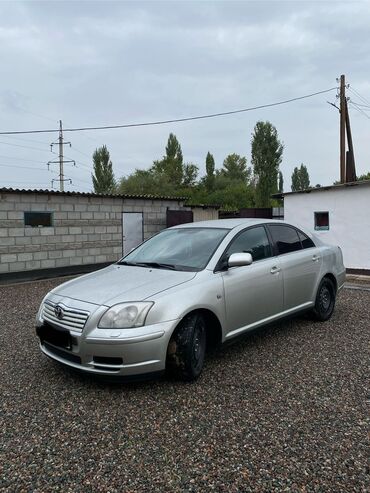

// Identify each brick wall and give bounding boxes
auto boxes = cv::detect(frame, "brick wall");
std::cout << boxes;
[0,191,188,275]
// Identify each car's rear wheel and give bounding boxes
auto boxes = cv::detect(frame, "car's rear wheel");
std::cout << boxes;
[166,313,206,381]
[311,277,336,321]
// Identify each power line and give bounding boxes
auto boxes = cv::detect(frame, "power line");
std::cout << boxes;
[0,140,58,153]
[349,101,370,120]
[348,101,370,110]
[0,163,58,172]
[0,134,50,145]
[0,87,337,136]
[0,154,49,163]
[1,181,53,185]
[348,86,370,106]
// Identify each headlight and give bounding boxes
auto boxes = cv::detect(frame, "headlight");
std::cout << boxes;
[98,302,154,329]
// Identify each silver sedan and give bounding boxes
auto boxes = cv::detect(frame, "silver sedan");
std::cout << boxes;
[36,219,346,381]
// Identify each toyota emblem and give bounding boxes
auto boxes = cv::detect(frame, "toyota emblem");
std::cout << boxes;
[54,305,64,319]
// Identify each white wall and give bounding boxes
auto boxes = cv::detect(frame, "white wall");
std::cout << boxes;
[284,186,370,270]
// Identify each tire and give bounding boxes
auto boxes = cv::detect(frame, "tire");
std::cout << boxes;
[166,313,207,381]
[311,277,336,321]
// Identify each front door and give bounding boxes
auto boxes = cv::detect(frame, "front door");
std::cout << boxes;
[122,212,143,256]
[219,225,284,338]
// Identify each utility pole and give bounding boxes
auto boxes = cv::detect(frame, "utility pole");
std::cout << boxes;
[339,74,346,184]
[334,74,356,183]
[47,120,75,191]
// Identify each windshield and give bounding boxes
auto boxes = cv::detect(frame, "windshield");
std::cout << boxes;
[119,228,229,271]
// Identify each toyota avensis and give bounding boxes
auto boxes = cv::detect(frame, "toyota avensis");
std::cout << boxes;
[36,219,346,381]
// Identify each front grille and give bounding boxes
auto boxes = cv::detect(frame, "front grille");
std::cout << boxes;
[42,300,89,332]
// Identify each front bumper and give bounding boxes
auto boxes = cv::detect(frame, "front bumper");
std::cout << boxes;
[36,318,180,377]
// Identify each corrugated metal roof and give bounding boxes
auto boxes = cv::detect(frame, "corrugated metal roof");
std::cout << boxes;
[273,179,370,198]
[0,187,187,201]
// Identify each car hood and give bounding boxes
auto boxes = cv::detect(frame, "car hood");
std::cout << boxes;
[51,264,197,306]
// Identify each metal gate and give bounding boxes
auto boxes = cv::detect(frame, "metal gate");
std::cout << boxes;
[122,212,143,256]
[166,209,193,228]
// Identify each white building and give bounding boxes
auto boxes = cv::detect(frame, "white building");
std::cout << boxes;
[277,180,370,274]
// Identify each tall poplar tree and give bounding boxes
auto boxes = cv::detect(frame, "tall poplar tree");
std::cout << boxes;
[291,164,310,191]
[205,152,215,190]
[278,171,284,193]
[92,145,116,194]
[251,121,283,207]
[152,133,184,186]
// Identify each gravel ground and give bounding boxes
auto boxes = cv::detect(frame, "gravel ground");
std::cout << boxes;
[0,278,368,492]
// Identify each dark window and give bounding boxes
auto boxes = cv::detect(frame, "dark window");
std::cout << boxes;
[224,226,272,262]
[269,225,302,255]
[297,230,315,249]
[24,212,53,228]
[314,212,329,230]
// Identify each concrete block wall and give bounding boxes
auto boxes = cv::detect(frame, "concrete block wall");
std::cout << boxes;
[0,191,189,275]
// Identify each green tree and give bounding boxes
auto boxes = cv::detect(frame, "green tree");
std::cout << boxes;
[92,145,116,194]
[205,151,215,191]
[291,164,310,191]
[278,171,284,193]
[183,163,199,187]
[358,171,370,181]
[117,169,169,196]
[152,133,184,186]
[251,121,284,207]
[221,153,250,182]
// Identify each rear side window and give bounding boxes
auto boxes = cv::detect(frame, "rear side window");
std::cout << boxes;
[269,225,302,255]
[297,230,315,249]
[224,226,272,261]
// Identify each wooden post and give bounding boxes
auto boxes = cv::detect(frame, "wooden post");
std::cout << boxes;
[340,74,346,183]
[345,98,356,182]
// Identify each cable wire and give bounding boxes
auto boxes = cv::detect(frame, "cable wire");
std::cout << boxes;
[348,87,370,106]
[349,101,370,120]
[0,87,337,135]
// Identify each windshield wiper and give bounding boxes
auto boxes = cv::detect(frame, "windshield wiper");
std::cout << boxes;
[134,262,178,270]
[117,260,140,266]
[117,260,177,270]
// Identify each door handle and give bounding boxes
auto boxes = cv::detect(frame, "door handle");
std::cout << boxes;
[270,266,281,274]
[312,255,320,261]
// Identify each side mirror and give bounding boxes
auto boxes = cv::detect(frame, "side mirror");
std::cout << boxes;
[228,252,253,268]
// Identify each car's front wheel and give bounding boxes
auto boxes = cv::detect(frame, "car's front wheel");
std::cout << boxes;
[166,313,206,381]
[311,277,336,321]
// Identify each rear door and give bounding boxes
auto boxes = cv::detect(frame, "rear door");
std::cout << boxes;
[267,224,322,311]
[219,225,284,337]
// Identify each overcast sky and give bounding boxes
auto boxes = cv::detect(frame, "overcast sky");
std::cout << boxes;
[0,0,369,193]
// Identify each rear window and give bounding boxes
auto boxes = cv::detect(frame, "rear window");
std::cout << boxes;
[269,225,302,255]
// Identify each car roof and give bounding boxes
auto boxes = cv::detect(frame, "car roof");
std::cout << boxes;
[171,218,286,230]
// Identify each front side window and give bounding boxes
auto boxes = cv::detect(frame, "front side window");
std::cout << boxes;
[314,212,329,231]
[120,227,229,271]
[269,225,302,255]
[224,226,272,262]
